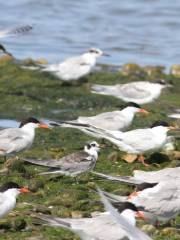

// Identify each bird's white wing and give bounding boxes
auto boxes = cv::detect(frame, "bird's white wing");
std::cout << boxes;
[97,187,152,240]
[120,82,151,99]
[0,25,33,39]
[134,167,180,183]
[119,129,157,152]
[132,181,180,218]
[0,128,29,153]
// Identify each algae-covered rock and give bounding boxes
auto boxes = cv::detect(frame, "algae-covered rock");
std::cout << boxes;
[141,224,158,235]
[71,211,84,218]
[143,65,165,77]
[170,64,180,77]
[11,218,27,231]
[120,63,143,76]
[161,227,180,236]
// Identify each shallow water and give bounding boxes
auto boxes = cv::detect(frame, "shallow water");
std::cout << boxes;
[1,0,180,68]
[0,119,52,128]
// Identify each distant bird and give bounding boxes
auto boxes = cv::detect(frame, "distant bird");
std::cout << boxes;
[0,25,33,56]
[50,121,176,166]
[91,80,171,104]
[35,187,151,240]
[69,102,149,131]
[24,141,100,176]
[0,182,30,219]
[23,48,109,81]
[0,117,49,161]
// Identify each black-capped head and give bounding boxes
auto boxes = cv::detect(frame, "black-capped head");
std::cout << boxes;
[0,182,20,192]
[124,102,141,109]
[151,121,169,128]
[85,141,100,152]
[113,202,138,212]
[19,117,40,128]
[155,79,167,85]
[87,48,107,57]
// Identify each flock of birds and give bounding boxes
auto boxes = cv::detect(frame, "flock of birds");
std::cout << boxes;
[0,24,179,240]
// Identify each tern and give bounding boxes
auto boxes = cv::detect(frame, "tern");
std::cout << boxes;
[100,180,180,224]
[0,117,49,161]
[91,80,170,104]
[92,164,180,186]
[68,102,149,131]
[24,141,100,176]
[23,48,109,82]
[0,182,30,218]
[50,121,176,166]
[0,25,33,56]
[35,187,151,240]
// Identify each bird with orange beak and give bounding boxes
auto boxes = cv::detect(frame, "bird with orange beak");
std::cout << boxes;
[0,182,30,219]
[74,102,149,131]
[0,117,50,161]
[60,120,176,166]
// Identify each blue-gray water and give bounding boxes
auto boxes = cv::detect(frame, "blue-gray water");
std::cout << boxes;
[1,0,180,67]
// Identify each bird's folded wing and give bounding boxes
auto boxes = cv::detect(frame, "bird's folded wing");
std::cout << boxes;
[120,83,151,99]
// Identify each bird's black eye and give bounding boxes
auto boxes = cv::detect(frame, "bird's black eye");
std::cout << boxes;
[89,49,98,54]
[91,143,96,147]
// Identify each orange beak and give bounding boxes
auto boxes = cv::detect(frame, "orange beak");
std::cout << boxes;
[38,123,50,129]
[138,108,150,115]
[19,188,31,193]
[135,211,146,219]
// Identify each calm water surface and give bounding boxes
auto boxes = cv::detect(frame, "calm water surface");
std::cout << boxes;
[1,0,180,67]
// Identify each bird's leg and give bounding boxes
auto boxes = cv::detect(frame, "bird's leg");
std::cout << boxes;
[137,154,149,167]
[155,220,160,228]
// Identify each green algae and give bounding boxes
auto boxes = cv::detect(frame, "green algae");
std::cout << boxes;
[0,59,179,239]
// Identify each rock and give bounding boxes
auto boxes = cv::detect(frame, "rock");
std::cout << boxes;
[170,64,180,77]
[161,227,180,236]
[141,224,158,235]
[35,59,48,65]
[53,208,71,217]
[71,211,83,218]
[86,181,96,189]
[122,154,137,163]
[120,63,142,75]
[143,65,165,76]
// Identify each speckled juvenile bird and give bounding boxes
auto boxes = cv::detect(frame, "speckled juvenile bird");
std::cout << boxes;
[22,48,109,82]
[23,141,100,176]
